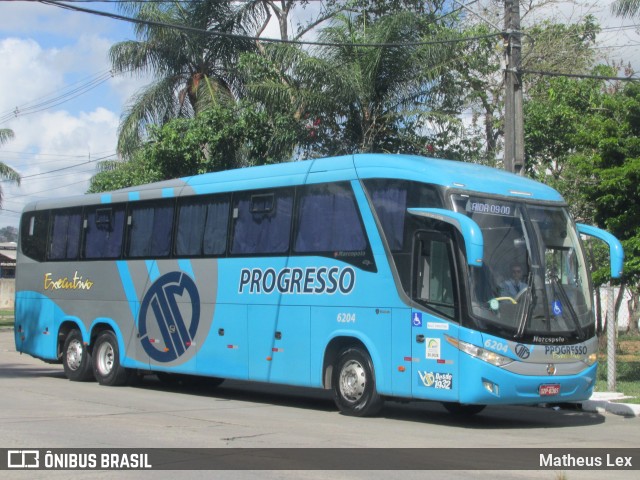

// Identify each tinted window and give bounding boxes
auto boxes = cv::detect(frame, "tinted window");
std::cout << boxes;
[49,209,82,260]
[127,201,174,258]
[414,231,456,319]
[294,182,367,253]
[365,179,442,252]
[20,211,49,262]
[176,195,230,256]
[230,189,293,255]
[364,179,442,292]
[83,206,125,259]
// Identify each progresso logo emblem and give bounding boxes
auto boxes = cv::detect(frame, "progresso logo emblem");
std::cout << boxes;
[138,271,200,362]
[515,343,531,359]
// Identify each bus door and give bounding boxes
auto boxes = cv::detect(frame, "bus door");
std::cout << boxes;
[411,230,459,401]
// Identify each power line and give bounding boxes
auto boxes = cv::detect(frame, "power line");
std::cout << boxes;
[37,0,505,48]
[3,177,94,202]
[19,166,103,182]
[0,149,115,159]
[520,68,639,82]
[19,153,116,179]
[0,70,116,125]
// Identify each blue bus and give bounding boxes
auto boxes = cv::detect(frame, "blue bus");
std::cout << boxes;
[14,154,624,416]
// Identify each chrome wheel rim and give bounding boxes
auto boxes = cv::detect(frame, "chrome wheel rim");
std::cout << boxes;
[66,339,83,371]
[96,341,115,376]
[339,359,366,402]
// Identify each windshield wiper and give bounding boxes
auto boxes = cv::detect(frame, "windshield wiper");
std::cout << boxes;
[551,275,586,341]
[514,271,534,338]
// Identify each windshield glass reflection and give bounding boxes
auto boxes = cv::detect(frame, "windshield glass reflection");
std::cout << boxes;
[452,195,593,342]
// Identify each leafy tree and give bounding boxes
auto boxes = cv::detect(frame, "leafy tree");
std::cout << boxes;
[110,1,255,157]
[242,10,461,157]
[524,68,609,181]
[0,128,21,208]
[450,7,600,165]
[0,226,18,243]
[88,101,304,192]
[144,100,303,176]
[524,69,640,332]
[87,151,163,193]
[569,82,640,284]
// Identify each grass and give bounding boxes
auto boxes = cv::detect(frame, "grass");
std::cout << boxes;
[0,309,13,327]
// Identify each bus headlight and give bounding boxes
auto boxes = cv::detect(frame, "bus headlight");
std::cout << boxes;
[582,353,597,366]
[446,336,513,367]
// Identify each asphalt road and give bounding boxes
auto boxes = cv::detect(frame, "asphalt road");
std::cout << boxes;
[0,329,638,480]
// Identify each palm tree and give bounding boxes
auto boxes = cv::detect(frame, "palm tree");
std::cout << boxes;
[111,2,255,157]
[0,128,21,208]
[611,0,640,18]
[244,11,457,156]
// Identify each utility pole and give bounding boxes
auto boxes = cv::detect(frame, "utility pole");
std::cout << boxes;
[504,0,524,175]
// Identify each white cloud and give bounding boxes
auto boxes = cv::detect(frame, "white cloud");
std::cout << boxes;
[0,3,150,228]
[0,35,122,228]
[0,38,65,112]
[1,107,119,226]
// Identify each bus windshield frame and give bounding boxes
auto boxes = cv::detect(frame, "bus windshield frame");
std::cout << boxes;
[451,193,594,344]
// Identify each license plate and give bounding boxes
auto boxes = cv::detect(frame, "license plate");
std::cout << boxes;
[539,384,561,396]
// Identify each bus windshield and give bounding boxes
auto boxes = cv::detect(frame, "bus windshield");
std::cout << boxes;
[452,194,593,343]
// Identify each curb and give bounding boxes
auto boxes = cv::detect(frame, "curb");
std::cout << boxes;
[579,392,640,417]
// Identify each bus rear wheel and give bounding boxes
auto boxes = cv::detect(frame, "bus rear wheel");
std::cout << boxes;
[62,329,94,382]
[332,347,383,417]
[92,330,132,386]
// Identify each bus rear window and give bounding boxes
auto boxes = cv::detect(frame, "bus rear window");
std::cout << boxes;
[20,211,49,262]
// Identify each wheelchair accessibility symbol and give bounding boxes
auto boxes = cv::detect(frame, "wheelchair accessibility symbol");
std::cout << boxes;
[552,300,563,316]
[138,271,201,362]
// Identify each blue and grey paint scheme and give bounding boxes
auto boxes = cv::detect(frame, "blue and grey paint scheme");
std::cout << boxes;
[14,154,615,406]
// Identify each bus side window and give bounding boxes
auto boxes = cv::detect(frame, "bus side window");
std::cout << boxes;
[294,182,367,253]
[83,206,126,259]
[127,200,174,258]
[20,211,49,262]
[176,194,230,257]
[230,188,293,255]
[49,208,83,261]
[413,231,456,319]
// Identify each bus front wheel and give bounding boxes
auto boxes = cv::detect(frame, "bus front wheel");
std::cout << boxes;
[62,329,94,382]
[332,347,383,417]
[92,330,132,386]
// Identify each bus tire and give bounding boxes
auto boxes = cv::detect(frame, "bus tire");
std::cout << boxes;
[92,330,131,386]
[332,347,383,417]
[442,402,486,416]
[62,329,94,382]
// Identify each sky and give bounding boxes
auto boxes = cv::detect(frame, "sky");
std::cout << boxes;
[0,0,639,231]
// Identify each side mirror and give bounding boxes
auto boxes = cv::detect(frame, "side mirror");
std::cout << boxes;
[576,223,624,279]
[408,208,483,267]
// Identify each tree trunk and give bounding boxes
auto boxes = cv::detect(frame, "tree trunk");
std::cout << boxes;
[628,291,639,335]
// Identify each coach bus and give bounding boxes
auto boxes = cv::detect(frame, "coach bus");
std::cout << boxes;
[14,154,623,416]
